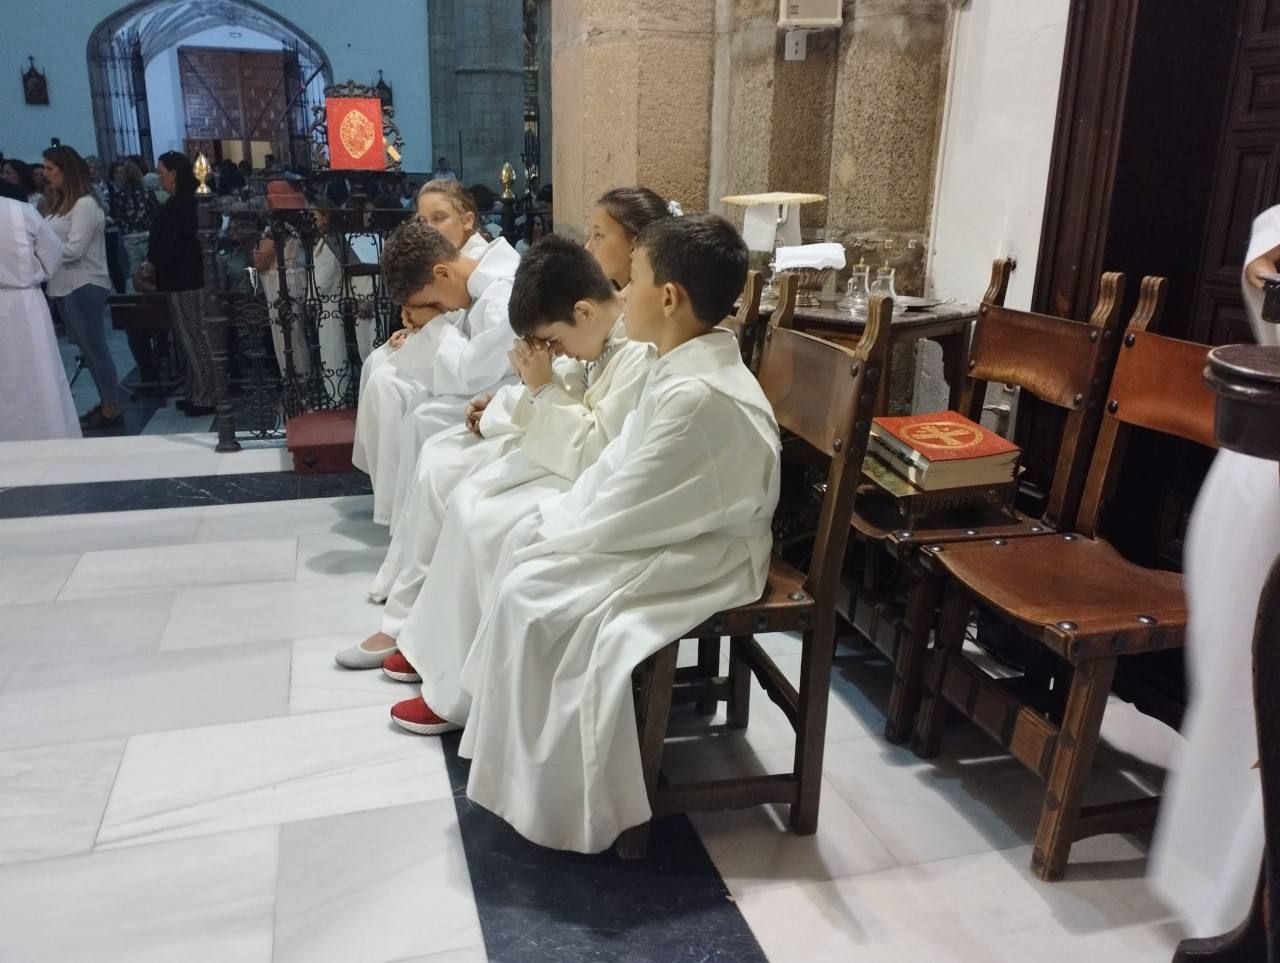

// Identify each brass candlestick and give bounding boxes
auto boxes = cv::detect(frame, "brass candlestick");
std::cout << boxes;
[193,152,212,196]
[500,162,516,201]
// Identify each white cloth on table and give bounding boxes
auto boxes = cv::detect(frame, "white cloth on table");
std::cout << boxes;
[384,236,521,529]
[382,329,648,632]
[455,328,780,853]
[0,198,80,441]
[351,231,492,523]
[1150,449,1280,937]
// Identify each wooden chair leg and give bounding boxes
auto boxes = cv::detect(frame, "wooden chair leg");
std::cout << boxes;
[1172,871,1268,961]
[695,635,720,715]
[790,625,836,835]
[911,582,970,759]
[885,568,942,744]
[727,634,752,729]
[1030,655,1117,881]
[617,642,680,860]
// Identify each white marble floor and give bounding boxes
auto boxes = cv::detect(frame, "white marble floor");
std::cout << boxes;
[0,489,1189,961]
[0,433,290,488]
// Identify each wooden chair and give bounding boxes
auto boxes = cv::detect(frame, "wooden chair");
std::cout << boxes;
[911,308,1218,881]
[722,270,763,367]
[844,264,1138,744]
[615,295,894,859]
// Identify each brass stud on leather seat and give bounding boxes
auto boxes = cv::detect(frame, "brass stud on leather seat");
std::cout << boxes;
[992,538,1008,546]
[1136,615,1156,626]
[786,591,806,602]
[1056,620,1078,632]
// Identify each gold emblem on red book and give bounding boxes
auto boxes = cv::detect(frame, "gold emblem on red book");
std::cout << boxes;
[902,422,984,449]
[339,109,376,160]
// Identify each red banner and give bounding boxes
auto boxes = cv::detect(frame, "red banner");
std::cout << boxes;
[326,97,385,170]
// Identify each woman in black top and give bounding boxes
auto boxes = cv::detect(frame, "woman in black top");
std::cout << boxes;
[138,151,215,414]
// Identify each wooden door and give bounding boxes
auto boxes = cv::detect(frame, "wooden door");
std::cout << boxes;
[1192,1,1280,345]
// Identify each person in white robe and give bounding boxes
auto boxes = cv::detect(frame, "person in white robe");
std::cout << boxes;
[414,214,780,854]
[360,186,673,607]
[348,239,650,683]
[352,182,500,524]
[0,193,81,441]
[1150,209,1280,936]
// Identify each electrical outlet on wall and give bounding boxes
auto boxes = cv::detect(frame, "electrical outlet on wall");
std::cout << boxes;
[784,29,807,61]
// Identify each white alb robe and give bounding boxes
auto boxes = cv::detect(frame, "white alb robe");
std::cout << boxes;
[1241,205,1280,348]
[0,198,80,441]
[1150,217,1280,934]
[456,329,781,853]
[382,331,650,636]
[386,239,522,529]
[351,232,498,523]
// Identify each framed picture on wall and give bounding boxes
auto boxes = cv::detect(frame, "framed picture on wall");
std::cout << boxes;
[22,56,48,106]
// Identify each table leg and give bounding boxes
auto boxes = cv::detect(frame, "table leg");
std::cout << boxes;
[936,327,969,411]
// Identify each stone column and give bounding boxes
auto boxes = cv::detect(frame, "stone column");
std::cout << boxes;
[535,0,554,189]
[552,0,717,241]
[428,0,526,188]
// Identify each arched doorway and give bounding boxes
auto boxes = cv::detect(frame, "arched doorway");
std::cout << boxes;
[87,0,332,167]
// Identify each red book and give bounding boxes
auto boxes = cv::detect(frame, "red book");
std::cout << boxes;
[326,97,385,170]
[868,411,1019,491]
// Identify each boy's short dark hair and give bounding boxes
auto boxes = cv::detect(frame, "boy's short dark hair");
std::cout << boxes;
[508,236,615,336]
[381,219,460,304]
[635,213,747,325]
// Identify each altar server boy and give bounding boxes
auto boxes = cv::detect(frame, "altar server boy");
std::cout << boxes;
[352,212,518,525]
[335,237,650,669]
[406,214,782,855]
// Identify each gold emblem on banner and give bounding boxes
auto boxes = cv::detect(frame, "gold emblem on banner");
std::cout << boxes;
[339,109,376,159]
[902,422,984,449]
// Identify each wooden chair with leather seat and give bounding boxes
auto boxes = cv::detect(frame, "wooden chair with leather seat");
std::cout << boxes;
[910,302,1217,881]
[615,295,893,859]
[844,264,1138,744]
[722,270,763,367]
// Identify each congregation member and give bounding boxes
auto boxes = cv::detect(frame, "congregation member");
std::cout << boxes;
[396,214,781,854]
[0,181,79,440]
[110,160,157,285]
[1,158,42,206]
[352,182,515,526]
[42,145,123,430]
[1150,204,1280,937]
[348,187,670,668]
[137,152,215,417]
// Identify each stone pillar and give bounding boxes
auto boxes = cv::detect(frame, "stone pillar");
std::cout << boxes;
[535,0,554,190]
[708,0,838,234]
[552,0,717,241]
[428,0,526,189]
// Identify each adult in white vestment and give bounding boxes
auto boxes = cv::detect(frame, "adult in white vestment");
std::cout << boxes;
[455,216,779,853]
[0,194,80,441]
[1150,208,1280,936]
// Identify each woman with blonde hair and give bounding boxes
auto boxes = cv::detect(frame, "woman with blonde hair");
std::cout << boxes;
[42,145,123,429]
[112,160,157,284]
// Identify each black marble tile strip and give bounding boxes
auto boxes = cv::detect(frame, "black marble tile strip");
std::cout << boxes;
[437,731,766,963]
[0,471,372,519]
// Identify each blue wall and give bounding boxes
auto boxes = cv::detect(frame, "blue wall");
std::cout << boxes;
[2,0,432,170]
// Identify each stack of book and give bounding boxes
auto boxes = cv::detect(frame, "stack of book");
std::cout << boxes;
[862,411,1020,519]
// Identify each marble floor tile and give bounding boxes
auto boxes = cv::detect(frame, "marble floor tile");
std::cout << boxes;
[139,404,212,436]
[275,799,482,963]
[735,844,1180,963]
[0,738,127,865]
[97,704,453,849]
[0,431,221,462]
[296,530,391,580]
[195,494,376,543]
[0,640,290,751]
[0,507,202,558]
[0,457,55,487]
[290,634,407,713]
[39,449,224,485]
[665,746,897,897]
[160,574,378,651]
[392,948,489,963]
[0,553,80,605]
[0,827,277,963]
[59,536,298,599]
[0,592,172,671]
[216,445,291,474]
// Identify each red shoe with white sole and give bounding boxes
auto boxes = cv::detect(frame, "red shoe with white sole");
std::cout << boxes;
[390,696,461,735]
[381,651,421,683]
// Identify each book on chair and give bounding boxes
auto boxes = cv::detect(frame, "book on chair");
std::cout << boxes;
[868,411,1019,492]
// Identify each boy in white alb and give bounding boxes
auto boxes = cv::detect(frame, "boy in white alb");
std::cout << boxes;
[400,214,781,856]
[352,220,516,525]
[369,237,651,694]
